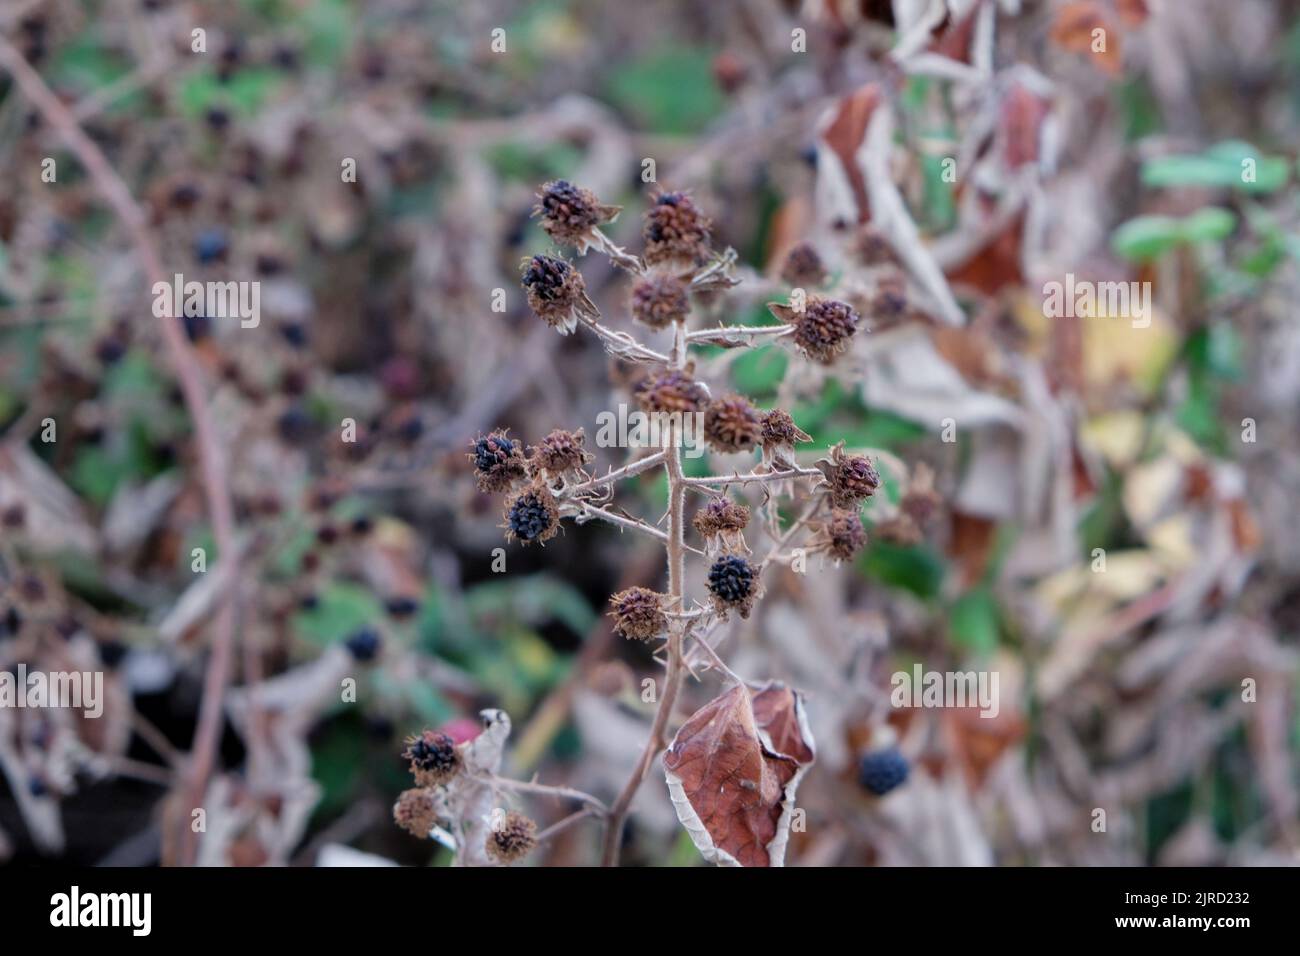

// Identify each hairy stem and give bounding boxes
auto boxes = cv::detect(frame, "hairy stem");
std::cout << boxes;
[682,465,823,488]
[565,449,667,495]
[600,325,689,867]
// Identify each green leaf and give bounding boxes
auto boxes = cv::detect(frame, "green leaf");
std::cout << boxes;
[1186,323,1244,381]
[948,588,1000,656]
[919,154,957,232]
[1180,207,1237,242]
[859,542,946,600]
[1111,208,1238,262]
[464,575,595,637]
[1110,215,1186,261]
[294,582,383,646]
[731,345,788,399]
[606,47,724,134]
[1142,141,1289,194]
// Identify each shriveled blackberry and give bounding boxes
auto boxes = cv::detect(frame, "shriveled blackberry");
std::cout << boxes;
[643,191,711,267]
[780,241,828,287]
[900,462,941,525]
[782,297,861,364]
[694,497,750,556]
[706,554,760,618]
[469,430,528,493]
[486,810,538,865]
[693,497,749,537]
[393,787,439,838]
[402,730,462,787]
[876,463,941,545]
[529,428,593,478]
[817,443,881,508]
[608,586,668,642]
[858,746,909,796]
[703,393,762,453]
[634,369,709,415]
[1,503,25,530]
[630,273,689,329]
[819,509,868,562]
[520,254,599,334]
[871,272,909,324]
[385,596,420,618]
[854,226,900,267]
[758,408,812,469]
[534,180,619,250]
[345,628,382,662]
[504,484,560,545]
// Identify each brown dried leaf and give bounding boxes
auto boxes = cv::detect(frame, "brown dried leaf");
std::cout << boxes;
[1049,2,1123,76]
[816,83,882,225]
[663,681,814,867]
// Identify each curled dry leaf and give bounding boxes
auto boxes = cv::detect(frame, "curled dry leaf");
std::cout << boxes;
[663,681,814,867]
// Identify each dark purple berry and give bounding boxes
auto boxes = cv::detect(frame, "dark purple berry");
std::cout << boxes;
[345,628,382,662]
[707,555,755,604]
[858,746,909,796]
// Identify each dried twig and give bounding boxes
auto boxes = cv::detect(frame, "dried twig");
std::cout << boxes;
[0,37,242,867]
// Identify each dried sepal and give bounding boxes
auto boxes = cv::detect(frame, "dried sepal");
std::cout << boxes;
[811,508,868,563]
[520,254,599,334]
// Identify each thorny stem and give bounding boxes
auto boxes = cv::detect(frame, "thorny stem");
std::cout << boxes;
[565,449,667,495]
[578,313,670,364]
[600,324,690,867]
[535,807,600,846]
[478,774,608,814]
[685,323,794,345]
[589,228,645,274]
[682,465,824,488]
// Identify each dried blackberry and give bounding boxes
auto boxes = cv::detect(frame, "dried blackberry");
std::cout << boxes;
[534,180,620,252]
[393,787,439,838]
[504,484,560,545]
[706,554,760,618]
[469,430,528,493]
[521,254,599,334]
[630,273,690,329]
[858,746,909,796]
[634,369,709,415]
[486,810,538,865]
[608,587,669,642]
[643,191,711,267]
[402,730,462,787]
[703,393,762,453]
